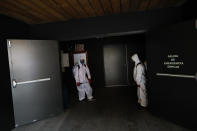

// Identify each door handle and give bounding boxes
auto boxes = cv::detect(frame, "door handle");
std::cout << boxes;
[12,77,51,88]
[12,79,17,88]
[156,72,197,81]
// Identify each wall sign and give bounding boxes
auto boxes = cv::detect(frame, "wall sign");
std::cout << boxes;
[75,44,84,52]
[164,54,184,69]
[61,53,70,67]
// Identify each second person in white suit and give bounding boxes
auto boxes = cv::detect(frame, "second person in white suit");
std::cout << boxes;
[73,58,95,102]
[131,54,148,108]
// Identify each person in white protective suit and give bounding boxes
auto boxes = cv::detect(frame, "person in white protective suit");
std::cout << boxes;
[73,58,95,102]
[131,54,148,108]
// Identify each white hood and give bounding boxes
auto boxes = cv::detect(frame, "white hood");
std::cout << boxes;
[74,58,91,84]
[78,56,85,67]
[131,54,141,64]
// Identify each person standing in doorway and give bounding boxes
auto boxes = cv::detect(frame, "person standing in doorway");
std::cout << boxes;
[131,54,148,110]
[73,58,95,102]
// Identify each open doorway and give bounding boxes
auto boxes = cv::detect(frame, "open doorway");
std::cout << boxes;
[59,34,146,108]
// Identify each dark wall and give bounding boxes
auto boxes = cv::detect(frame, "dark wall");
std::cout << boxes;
[181,0,197,20]
[30,7,181,41]
[146,20,197,130]
[0,15,30,131]
[1,16,29,38]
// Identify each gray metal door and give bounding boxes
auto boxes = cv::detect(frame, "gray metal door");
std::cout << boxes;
[104,44,128,87]
[7,40,63,127]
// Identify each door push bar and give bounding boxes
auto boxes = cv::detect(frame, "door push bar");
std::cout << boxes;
[156,73,197,81]
[12,77,51,88]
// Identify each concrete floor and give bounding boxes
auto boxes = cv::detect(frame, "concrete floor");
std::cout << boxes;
[12,86,190,131]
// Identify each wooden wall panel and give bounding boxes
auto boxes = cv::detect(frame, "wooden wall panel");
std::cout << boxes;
[7,0,46,22]
[0,0,184,24]
[121,0,130,12]
[148,0,160,9]
[0,7,36,24]
[67,0,88,18]
[156,0,167,8]
[31,0,65,20]
[78,0,96,17]
[55,0,79,19]
[129,0,141,11]
[89,0,104,16]
[138,0,151,11]
[16,0,58,22]
[14,0,53,22]
[0,1,40,24]
[43,0,69,20]
[100,0,113,15]
[111,0,121,13]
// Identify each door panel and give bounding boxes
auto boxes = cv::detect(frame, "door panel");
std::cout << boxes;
[7,40,63,127]
[103,44,128,87]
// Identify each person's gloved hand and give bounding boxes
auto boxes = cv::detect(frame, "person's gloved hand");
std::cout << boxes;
[88,79,92,83]
[76,82,80,86]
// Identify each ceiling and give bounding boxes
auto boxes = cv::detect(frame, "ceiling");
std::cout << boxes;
[0,0,185,25]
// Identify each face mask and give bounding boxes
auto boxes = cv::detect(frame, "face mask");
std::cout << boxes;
[80,59,85,64]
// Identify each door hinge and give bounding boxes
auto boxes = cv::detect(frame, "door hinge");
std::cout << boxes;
[8,41,12,48]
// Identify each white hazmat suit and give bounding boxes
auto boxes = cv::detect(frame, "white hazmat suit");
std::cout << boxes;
[73,60,93,101]
[131,54,148,107]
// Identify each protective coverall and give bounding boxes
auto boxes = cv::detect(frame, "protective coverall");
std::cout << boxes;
[131,54,148,107]
[73,60,93,101]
